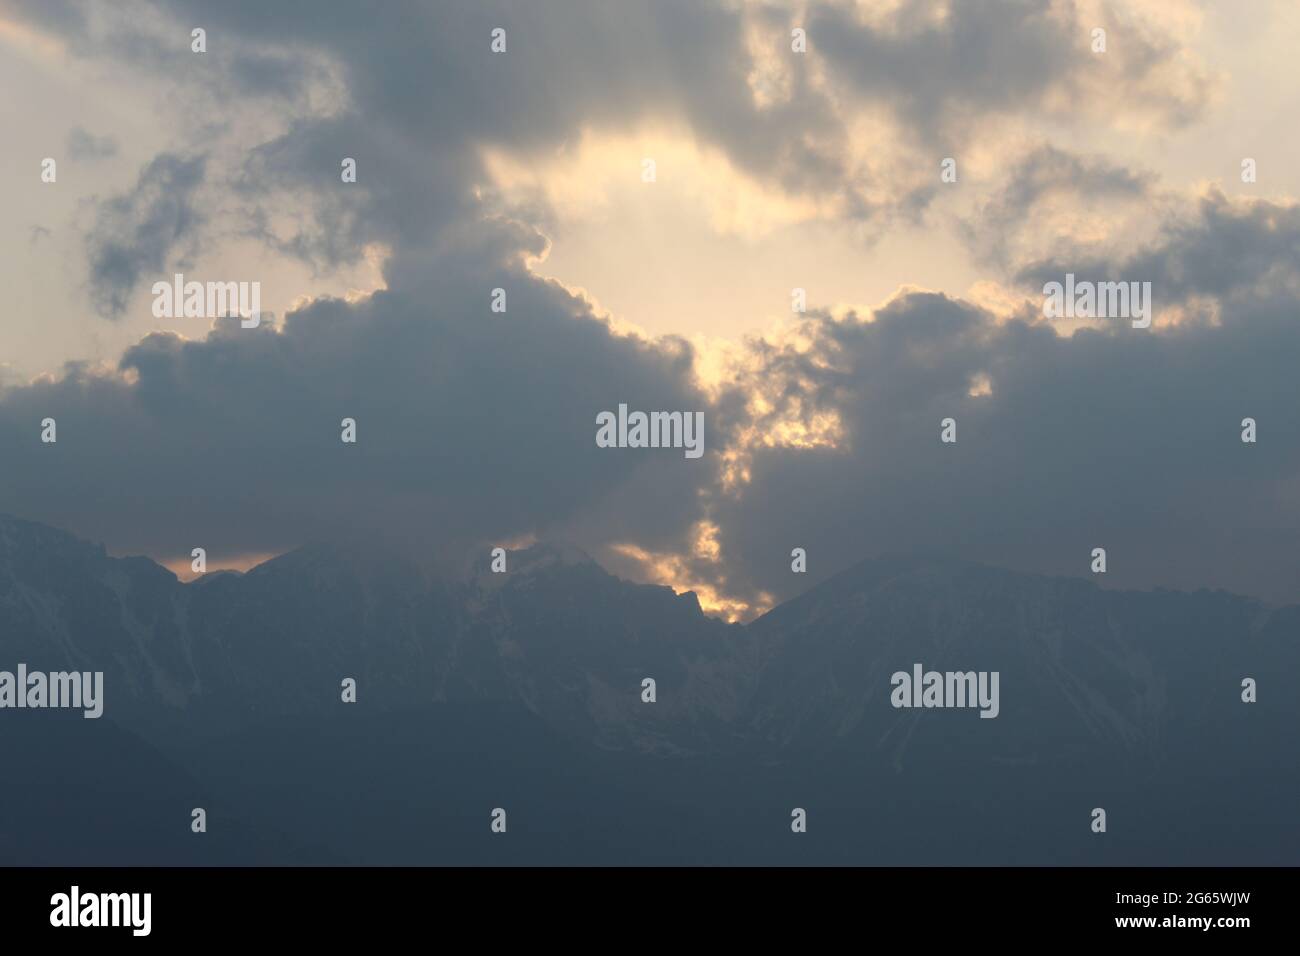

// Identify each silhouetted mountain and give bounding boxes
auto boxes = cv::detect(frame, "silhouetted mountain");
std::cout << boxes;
[0,515,756,751]
[1,515,1296,864]
[746,554,1290,765]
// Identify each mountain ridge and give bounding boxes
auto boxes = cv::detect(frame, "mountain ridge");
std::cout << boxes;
[3,513,1298,864]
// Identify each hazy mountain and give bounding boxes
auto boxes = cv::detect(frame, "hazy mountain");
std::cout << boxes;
[747,554,1289,762]
[0,514,755,751]
[1,514,1296,864]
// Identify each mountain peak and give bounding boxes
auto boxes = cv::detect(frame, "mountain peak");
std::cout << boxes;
[509,541,597,573]
[466,540,598,586]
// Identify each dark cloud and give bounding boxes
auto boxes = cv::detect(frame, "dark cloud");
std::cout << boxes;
[808,0,1215,146]
[694,262,1300,609]
[207,0,820,266]
[1015,188,1300,309]
[6,0,1221,284]
[18,0,1210,274]
[0,234,709,569]
[83,153,208,319]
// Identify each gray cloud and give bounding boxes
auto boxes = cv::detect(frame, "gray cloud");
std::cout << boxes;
[0,232,709,568]
[808,0,1216,146]
[1015,188,1300,309]
[211,0,818,267]
[962,145,1157,270]
[691,238,1300,608]
[14,0,1216,275]
[83,152,208,318]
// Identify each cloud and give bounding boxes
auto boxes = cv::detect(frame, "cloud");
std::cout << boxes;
[83,152,208,318]
[807,0,1218,143]
[961,144,1158,272]
[1,0,1294,620]
[1014,188,1300,313]
[0,230,711,570]
[10,0,1219,269]
[682,248,1300,609]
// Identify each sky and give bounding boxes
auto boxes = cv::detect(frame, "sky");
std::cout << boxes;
[0,0,1298,619]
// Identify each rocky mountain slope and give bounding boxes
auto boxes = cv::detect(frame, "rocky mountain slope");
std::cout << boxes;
[2,514,1296,864]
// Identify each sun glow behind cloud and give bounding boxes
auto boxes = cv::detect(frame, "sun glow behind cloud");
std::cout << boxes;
[482,125,836,239]
[611,519,774,622]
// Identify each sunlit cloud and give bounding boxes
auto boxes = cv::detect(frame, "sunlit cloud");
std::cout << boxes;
[611,521,775,622]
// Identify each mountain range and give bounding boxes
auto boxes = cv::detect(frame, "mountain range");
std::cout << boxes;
[1,513,1295,865]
